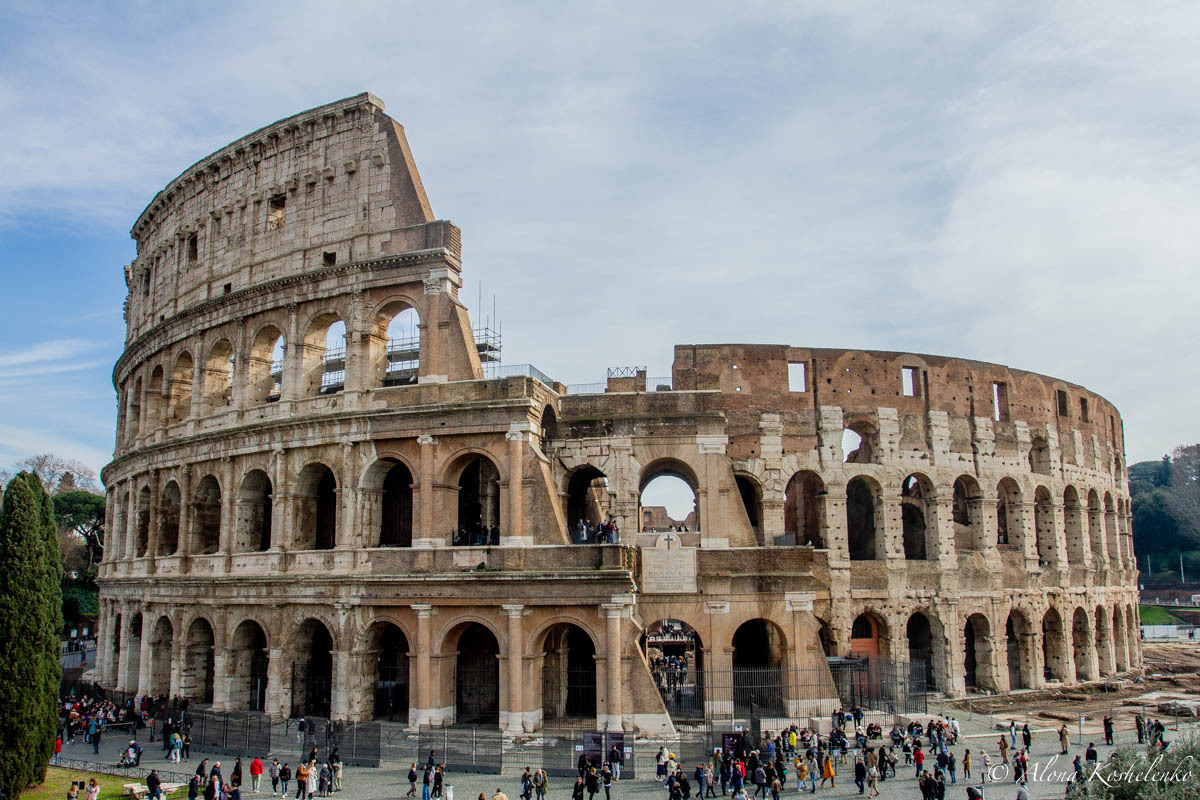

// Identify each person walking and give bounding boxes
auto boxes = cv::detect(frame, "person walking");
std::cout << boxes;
[1135,714,1146,744]
[1103,716,1114,746]
[1058,725,1070,755]
[853,758,865,794]
[820,753,835,789]
[997,736,1008,766]
[947,752,956,785]
[406,765,418,798]
[295,762,309,800]
[250,757,264,793]
[1021,723,1032,750]
[534,769,548,800]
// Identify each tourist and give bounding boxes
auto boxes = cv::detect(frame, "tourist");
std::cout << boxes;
[407,765,418,798]
[270,760,281,796]
[306,762,318,800]
[1058,724,1070,755]
[658,747,669,782]
[422,766,432,800]
[1014,779,1029,800]
[602,765,613,800]
[1135,714,1146,744]
[946,752,956,785]
[997,736,1008,765]
[492,787,509,800]
[86,779,100,800]
[1021,723,1032,750]
[1085,742,1099,774]
[571,777,584,800]
[534,769,548,800]
[609,743,623,780]
[820,753,834,789]
[853,758,865,794]
[1103,715,1114,746]
[1008,720,1017,750]
[295,762,309,800]
[249,757,263,793]
[278,764,291,797]
[979,750,990,783]
[232,758,244,790]
[913,745,925,777]
[330,750,343,792]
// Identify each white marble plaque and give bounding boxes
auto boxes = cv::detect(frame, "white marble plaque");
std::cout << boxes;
[641,542,698,594]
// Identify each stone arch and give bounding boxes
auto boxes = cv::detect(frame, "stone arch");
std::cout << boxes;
[370,298,422,388]
[1033,486,1055,565]
[128,375,143,441]
[846,475,883,560]
[148,615,173,696]
[952,475,982,552]
[1095,604,1115,677]
[1072,606,1096,682]
[157,480,181,555]
[536,622,598,725]
[228,619,270,712]
[539,405,559,450]
[1112,605,1130,672]
[136,486,151,557]
[849,611,889,658]
[731,618,788,715]
[640,618,705,721]
[1041,607,1068,682]
[235,469,273,552]
[246,323,285,404]
[963,612,998,692]
[1086,489,1105,564]
[114,489,130,560]
[1103,493,1120,566]
[301,310,347,397]
[292,617,335,718]
[639,457,700,532]
[785,470,825,548]
[192,474,222,554]
[842,419,878,464]
[168,351,194,423]
[996,478,1022,547]
[1005,608,1036,690]
[905,610,946,691]
[443,451,503,545]
[363,620,411,720]
[734,472,764,543]
[295,462,337,550]
[363,458,415,547]
[201,338,235,414]
[565,465,609,535]
[181,616,215,704]
[442,620,501,726]
[1063,486,1086,565]
[900,473,936,560]
[146,365,165,431]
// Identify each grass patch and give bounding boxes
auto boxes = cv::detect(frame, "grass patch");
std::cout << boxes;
[26,767,188,800]
[1139,604,1186,624]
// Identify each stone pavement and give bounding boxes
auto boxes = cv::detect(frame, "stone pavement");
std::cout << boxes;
[65,712,1199,800]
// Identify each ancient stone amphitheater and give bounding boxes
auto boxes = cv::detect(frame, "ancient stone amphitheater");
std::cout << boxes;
[96,94,1141,735]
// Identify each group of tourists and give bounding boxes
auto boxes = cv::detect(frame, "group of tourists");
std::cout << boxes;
[574,519,621,544]
[453,524,501,547]
[185,751,344,800]
[650,655,691,693]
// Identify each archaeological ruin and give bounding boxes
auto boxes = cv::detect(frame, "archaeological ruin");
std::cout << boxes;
[95,94,1141,735]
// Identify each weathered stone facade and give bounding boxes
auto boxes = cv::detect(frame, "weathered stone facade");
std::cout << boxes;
[97,94,1141,735]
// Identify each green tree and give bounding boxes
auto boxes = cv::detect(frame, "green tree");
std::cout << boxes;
[0,472,63,798]
[53,490,105,568]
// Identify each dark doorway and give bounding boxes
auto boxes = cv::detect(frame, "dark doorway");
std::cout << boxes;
[541,624,597,724]
[732,619,785,715]
[455,623,500,725]
[374,625,410,720]
[380,461,414,547]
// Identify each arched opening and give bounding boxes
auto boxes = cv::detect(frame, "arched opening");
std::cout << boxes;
[1005,610,1034,690]
[300,314,346,397]
[136,486,151,557]
[963,614,996,692]
[901,474,934,560]
[1095,605,1114,677]
[157,481,181,556]
[734,474,763,543]
[566,466,609,537]
[146,366,164,431]
[293,619,334,718]
[1104,493,1119,566]
[451,622,500,726]
[846,476,881,560]
[1034,487,1055,565]
[1042,608,1067,682]
[850,613,886,658]
[128,377,143,441]
[201,339,235,414]
[114,491,129,560]
[1063,487,1085,565]
[149,616,173,696]
[641,619,704,721]
[540,623,597,725]
[295,464,337,550]
[246,326,285,404]
[182,618,215,705]
[229,621,269,712]
[639,460,699,532]
[235,470,273,552]
[996,478,1021,546]
[1029,436,1051,475]
[784,471,825,547]
[1112,606,1130,672]
[379,460,414,547]
[731,619,786,715]
[377,305,421,388]
[451,455,501,546]
[905,612,943,692]
[952,476,981,551]
[539,406,559,450]
[168,352,194,423]
[817,620,834,657]
[109,613,122,689]
[1072,607,1095,682]
[192,475,222,554]
[1087,490,1105,564]
[842,423,877,463]
[368,623,410,721]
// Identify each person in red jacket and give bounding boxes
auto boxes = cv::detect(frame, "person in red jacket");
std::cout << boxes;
[913,746,925,778]
[250,758,265,793]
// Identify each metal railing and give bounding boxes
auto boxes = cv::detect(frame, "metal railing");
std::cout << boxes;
[483,363,556,387]
[53,756,194,785]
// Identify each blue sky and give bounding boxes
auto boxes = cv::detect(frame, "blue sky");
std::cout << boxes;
[2,1,1198,488]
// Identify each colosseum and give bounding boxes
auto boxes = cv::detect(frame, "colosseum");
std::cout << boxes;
[95,93,1141,737]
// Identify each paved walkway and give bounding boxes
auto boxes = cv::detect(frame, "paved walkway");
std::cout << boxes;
[62,712,1199,800]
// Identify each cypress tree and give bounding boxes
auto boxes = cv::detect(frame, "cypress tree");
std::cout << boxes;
[0,472,63,798]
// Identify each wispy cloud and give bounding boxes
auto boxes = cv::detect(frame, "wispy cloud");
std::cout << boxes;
[0,339,97,368]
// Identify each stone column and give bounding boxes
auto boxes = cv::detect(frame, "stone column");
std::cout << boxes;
[146,470,161,561]
[977,497,998,554]
[932,496,954,562]
[265,648,287,720]
[125,487,138,563]
[281,304,302,402]
[601,602,626,731]
[220,457,236,557]
[136,608,154,697]
[189,340,206,420]
[94,602,110,686]
[696,435,728,546]
[419,273,447,383]
[332,645,353,720]
[178,466,194,558]
[416,436,438,548]
[271,448,287,552]
[506,424,532,546]
[502,604,526,733]
[412,604,435,727]
[169,630,184,698]
[210,614,230,711]
[118,608,138,694]
[338,441,358,549]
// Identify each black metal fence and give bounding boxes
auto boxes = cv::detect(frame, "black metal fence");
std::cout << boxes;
[53,756,194,785]
[188,710,273,758]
